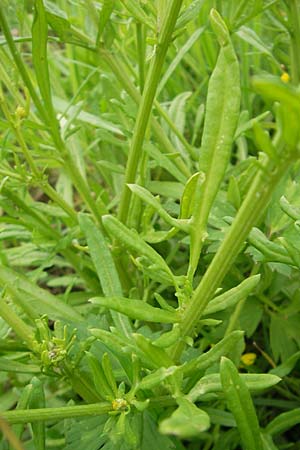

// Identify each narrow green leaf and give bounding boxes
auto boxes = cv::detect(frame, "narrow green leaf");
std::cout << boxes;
[280,196,300,220]
[0,358,39,373]
[0,266,83,322]
[220,357,263,450]
[32,0,56,123]
[260,433,279,450]
[78,213,131,336]
[102,215,175,284]
[86,352,114,400]
[128,184,187,230]
[265,408,300,436]
[133,333,174,368]
[78,214,122,297]
[44,0,72,40]
[153,325,181,348]
[158,27,205,95]
[203,275,260,315]
[96,0,115,45]
[269,350,300,377]
[145,143,187,184]
[188,372,280,402]
[101,353,118,397]
[180,172,205,219]
[120,0,156,31]
[159,398,210,438]
[176,0,205,30]
[236,27,279,66]
[188,9,241,277]
[138,366,179,391]
[183,331,245,374]
[252,75,300,113]
[90,296,180,324]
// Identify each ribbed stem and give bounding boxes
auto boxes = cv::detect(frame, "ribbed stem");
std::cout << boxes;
[118,0,184,224]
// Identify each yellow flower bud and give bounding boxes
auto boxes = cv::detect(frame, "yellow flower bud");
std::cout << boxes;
[241,352,257,366]
[280,72,290,83]
[15,105,27,119]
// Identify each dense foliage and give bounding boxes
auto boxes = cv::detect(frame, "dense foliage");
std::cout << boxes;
[0,1,300,449]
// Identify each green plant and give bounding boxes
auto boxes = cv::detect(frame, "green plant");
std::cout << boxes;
[0,1,300,449]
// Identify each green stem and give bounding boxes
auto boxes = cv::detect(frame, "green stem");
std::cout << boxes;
[171,153,297,360]
[289,0,300,85]
[0,12,105,227]
[97,48,191,178]
[0,7,47,123]
[136,23,145,93]
[0,403,111,424]
[118,0,184,224]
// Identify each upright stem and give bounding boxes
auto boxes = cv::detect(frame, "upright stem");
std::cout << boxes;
[289,0,300,85]
[118,1,184,224]
[0,7,47,123]
[171,153,297,360]
[136,23,146,93]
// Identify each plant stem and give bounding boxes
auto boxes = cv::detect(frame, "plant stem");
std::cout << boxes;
[136,23,145,93]
[289,0,300,85]
[171,152,297,361]
[99,48,191,178]
[0,7,47,123]
[118,0,184,224]
[0,403,111,424]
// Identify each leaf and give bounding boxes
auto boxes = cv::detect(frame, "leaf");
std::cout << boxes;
[236,27,279,66]
[180,172,205,219]
[270,314,297,362]
[220,358,263,450]
[32,0,56,124]
[159,398,210,439]
[148,181,183,199]
[158,27,205,94]
[183,331,245,375]
[188,10,241,275]
[44,0,71,40]
[203,275,260,315]
[78,213,131,337]
[145,143,187,184]
[133,333,174,368]
[270,350,300,377]
[138,366,179,391]
[96,0,116,45]
[53,97,124,136]
[0,265,83,322]
[265,408,300,436]
[120,0,156,31]
[102,215,175,284]
[141,412,182,450]
[128,184,180,229]
[188,372,280,401]
[0,357,39,373]
[176,0,206,30]
[91,296,180,324]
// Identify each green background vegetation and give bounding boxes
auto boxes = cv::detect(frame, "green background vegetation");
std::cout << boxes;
[0,1,300,449]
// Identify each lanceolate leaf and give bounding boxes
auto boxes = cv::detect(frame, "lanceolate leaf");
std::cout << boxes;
[102,215,175,284]
[78,213,131,336]
[90,296,180,324]
[0,266,83,322]
[32,0,56,124]
[220,358,263,450]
